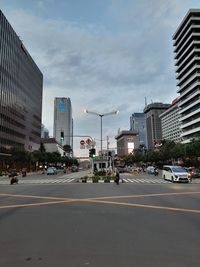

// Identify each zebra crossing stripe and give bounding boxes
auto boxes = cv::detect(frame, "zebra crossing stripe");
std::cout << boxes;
[66,179,74,183]
[0,178,76,185]
[122,178,172,184]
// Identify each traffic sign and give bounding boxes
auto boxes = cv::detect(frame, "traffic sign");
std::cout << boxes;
[80,140,85,145]
[85,138,92,145]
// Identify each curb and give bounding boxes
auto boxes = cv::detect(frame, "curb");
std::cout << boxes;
[78,179,120,183]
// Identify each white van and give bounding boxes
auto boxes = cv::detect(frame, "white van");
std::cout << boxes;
[162,165,189,183]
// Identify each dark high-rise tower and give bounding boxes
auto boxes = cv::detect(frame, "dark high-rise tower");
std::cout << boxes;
[144,103,170,149]
[0,10,43,151]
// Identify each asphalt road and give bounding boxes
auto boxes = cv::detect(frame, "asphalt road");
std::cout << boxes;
[0,179,200,267]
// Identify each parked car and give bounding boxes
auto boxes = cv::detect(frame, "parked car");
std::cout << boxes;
[51,167,57,174]
[147,166,155,174]
[162,165,189,183]
[47,167,57,175]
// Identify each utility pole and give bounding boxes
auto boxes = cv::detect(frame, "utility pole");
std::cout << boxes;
[84,109,119,158]
[107,136,109,151]
[71,118,73,157]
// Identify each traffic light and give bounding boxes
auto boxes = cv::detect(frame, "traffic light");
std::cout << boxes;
[89,148,96,158]
[60,131,64,141]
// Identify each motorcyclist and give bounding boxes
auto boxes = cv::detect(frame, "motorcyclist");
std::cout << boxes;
[154,166,159,176]
[9,170,18,185]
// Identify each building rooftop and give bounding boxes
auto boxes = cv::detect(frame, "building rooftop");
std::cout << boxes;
[115,130,137,140]
[144,102,170,113]
[173,9,200,39]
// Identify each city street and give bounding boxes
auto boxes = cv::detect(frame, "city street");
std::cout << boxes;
[0,177,200,267]
[0,170,90,185]
[1,170,200,185]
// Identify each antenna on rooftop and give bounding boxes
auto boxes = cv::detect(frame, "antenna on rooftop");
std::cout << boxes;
[145,96,147,106]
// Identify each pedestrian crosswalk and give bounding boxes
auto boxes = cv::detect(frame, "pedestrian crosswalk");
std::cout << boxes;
[1,177,200,185]
[122,178,170,184]
[122,178,200,184]
[0,178,75,185]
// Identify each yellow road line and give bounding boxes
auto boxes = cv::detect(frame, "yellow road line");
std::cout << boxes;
[1,191,200,203]
[84,199,200,214]
[0,199,77,209]
[84,191,200,200]
[0,193,72,201]
[1,191,200,213]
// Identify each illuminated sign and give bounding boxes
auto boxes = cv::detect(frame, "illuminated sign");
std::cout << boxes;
[128,142,134,154]
[58,100,65,111]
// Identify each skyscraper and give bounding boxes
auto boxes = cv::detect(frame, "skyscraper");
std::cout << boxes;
[173,9,200,143]
[53,97,72,147]
[0,10,43,152]
[130,113,147,148]
[144,103,170,149]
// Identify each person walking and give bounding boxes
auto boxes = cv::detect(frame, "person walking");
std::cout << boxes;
[115,168,120,185]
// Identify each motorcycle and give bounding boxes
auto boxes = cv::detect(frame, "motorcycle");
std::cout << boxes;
[10,176,18,185]
[9,170,19,185]
[154,169,159,176]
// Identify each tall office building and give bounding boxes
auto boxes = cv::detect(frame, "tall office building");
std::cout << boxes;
[173,9,200,143]
[0,10,43,151]
[130,113,147,148]
[53,97,72,147]
[160,98,182,143]
[144,103,170,149]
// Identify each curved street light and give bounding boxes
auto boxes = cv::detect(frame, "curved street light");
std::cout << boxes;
[84,109,119,157]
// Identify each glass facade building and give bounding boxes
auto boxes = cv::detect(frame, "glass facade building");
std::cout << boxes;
[53,97,72,147]
[0,10,43,151]
[130,112,147,148]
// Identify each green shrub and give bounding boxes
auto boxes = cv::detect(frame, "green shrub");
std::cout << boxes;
[94,170,106,176]
[81,176,88,180]
[81,176,88,183]
[92,176,99,183]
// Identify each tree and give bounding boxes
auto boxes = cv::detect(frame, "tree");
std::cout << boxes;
[63,144,72,154]
[39,142,46,152]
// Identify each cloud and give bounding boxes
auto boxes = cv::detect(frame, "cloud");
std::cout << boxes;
[3,1,196,155]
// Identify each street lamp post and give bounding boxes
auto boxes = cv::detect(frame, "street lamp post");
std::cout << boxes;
[84,109,119,157]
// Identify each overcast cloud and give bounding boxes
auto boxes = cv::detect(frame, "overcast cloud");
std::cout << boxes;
[0,0,200,155]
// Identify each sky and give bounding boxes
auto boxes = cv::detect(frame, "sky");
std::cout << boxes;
[0,0,200,156]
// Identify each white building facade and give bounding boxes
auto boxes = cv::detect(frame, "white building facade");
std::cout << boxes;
[173,9,200,143]
[53,97,72,147]
[41,138,65,156]
[160,99,182,143]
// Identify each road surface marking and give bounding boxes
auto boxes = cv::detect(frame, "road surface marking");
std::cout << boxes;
[0,193,73,201]
[0,200,77,209]
[84,191,200,200]
[84,199,200,214]
[1,191,200,213]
